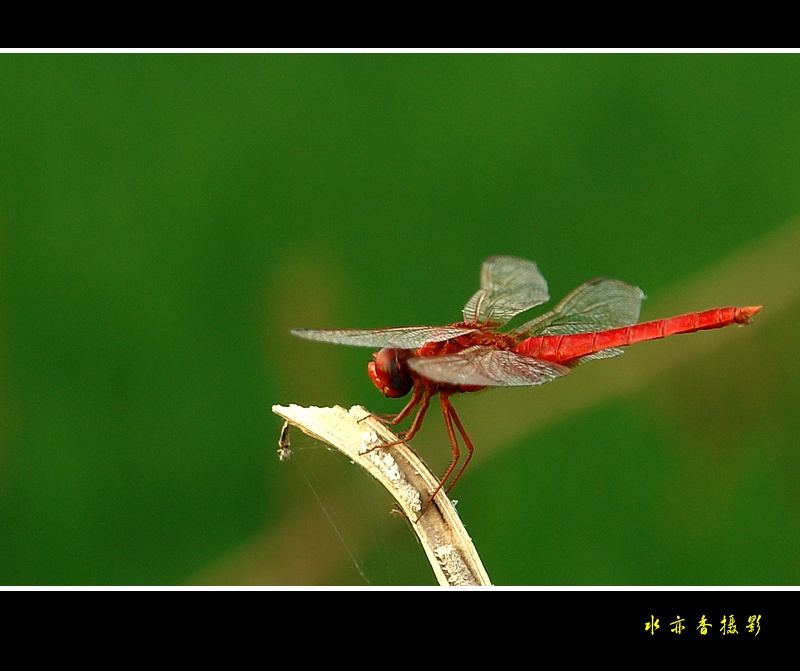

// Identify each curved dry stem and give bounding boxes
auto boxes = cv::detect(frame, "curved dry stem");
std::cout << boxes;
[271,403,492,587]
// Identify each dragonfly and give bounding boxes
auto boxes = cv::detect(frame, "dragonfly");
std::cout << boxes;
[291,255,761,502]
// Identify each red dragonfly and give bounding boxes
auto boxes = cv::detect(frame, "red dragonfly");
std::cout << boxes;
[291,256,761,501]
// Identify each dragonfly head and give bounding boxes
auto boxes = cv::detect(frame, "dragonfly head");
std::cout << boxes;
[368,348,413,398]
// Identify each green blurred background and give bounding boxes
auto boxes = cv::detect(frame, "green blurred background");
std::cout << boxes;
[0,53,798,586]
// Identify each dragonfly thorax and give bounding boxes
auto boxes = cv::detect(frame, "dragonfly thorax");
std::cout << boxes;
[368,347,413,398]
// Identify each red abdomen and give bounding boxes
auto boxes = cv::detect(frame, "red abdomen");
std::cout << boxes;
[515,306,761,364]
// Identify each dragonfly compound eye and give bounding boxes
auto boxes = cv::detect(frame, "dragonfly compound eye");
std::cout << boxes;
[368,348,412,398]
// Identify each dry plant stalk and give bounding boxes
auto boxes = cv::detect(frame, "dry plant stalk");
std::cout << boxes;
[272,403,492,586]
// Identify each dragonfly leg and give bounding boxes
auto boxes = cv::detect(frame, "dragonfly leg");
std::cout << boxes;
[442,397,474,494]
[427,394,473,503]
[362,389,431,452]
[428,394,473,503]
[364,386,423,426]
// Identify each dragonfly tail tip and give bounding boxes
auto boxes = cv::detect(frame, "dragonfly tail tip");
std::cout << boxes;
[737,305,762,324]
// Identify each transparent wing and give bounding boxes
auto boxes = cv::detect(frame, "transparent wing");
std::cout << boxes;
[510,277,645,366]
[290,325,479,349]
[407,345,571,387]
[512,278,645,337]
[462,256,550,327]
